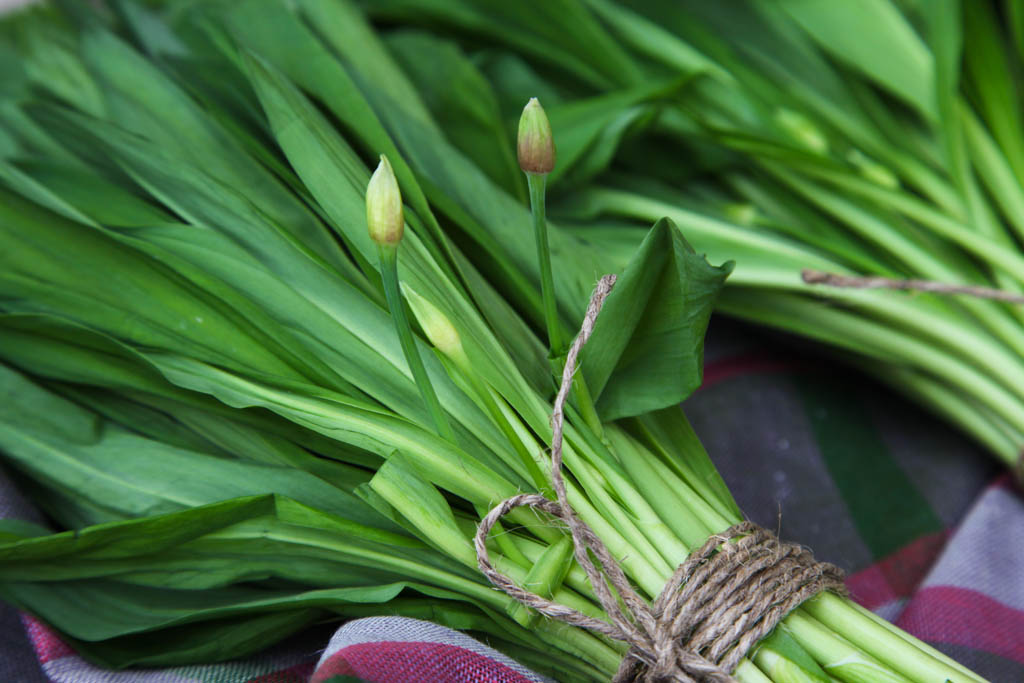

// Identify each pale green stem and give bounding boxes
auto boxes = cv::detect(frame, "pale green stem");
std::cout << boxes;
[781,612,913,683]
[842,599,986,683]
[803,594,985,683]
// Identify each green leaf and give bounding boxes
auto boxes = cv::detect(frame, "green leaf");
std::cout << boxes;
[358,0,643,90]
[75,28,354,279]
[14,158,174,226]
[580,218,732,420]
[963,0,1024,188]
[0,314,382,472]
[0,364,387,529]
[387,32,525,201]
[756,627,831,682]
[584,0,729,81]
[146,354,520,506]
[369,454,476,567]
[220,0,460,290]
[547,80,689,189]
[296,0,620,325]
[63,606,321,668]
[776,0,936,120]
[0,188,310,383]
[236,47,555,465]
[629,406,742,522]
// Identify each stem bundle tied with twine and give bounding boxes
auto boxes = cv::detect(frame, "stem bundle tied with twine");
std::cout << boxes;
[475,275,847,682]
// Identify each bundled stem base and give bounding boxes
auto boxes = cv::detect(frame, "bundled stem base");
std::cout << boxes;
[476,276,846,682]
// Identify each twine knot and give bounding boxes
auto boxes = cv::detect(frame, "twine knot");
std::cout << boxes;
[475,274,846,682]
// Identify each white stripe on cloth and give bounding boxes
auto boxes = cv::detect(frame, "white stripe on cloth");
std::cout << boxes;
[316,616,553,683]
[917,481,1024,611]
[42,658,199,683]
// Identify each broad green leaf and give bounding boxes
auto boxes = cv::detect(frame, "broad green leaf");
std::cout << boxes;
[963,0,1024,189]
[369,454,475,567]
[0,159,99,226]
[0,314,382,470]
[51,385,230,456]
[357,0,642,90]
[755,628,832,682]
[75,28,354,279]
[218,0,460,288]
[147,354,521,506]
[297,0,618,323]
[62,606,322,668]
[629,406,741,521]
[385,31,524,200]
[0,365,386,528]
[110,0,189,58]
[0,188,306,382]
[237,49,553,456]
[584,0,729,81]
[547,81,688,188]
[774,0,936,120]
[14,158,173,226]
[579,218,732,420]
[14,9,105,117]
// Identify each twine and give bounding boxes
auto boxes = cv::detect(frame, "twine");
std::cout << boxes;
[801,269,1024,304]
[475,274,846,682]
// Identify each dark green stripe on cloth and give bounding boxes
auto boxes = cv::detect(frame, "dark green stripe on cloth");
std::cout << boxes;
[794,376,943,559]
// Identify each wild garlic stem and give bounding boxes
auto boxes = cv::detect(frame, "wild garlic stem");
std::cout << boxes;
[378,244,455,442]
[528,172,562,355]
[528,173,605,436]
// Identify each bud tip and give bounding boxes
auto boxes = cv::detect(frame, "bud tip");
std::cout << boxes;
[366,154,404,246]
[517,97,556,175]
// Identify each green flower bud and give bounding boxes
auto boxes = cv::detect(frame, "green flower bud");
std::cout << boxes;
[403,285,469,368]
[724,202,758,226]
[846,148,900,189]
[366,155,404,246]
[774,108,828,154]
[517,97,556,175]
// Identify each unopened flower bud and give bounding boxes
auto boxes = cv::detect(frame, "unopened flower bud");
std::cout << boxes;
[724,203,758,226]
[774,108,828,155]
[366,155,404,246]
[403,285,469,368]
[517,98,556,175]
[846,149,900,189]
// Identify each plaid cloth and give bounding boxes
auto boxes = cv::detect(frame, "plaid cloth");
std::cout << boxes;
[2,318,1021,682]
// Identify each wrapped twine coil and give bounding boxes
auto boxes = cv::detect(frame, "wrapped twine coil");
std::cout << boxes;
[475,274,847,682]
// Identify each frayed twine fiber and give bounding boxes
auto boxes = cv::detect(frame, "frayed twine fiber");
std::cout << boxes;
[475,274,846,682]
[802,269,1024,303]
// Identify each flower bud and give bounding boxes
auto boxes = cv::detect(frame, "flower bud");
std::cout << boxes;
[773,108,828,154]
[724,203,758,226]
[517,98,556,175]
[366,155,404,246]
[846,149,900,189]
[403,285,469,367]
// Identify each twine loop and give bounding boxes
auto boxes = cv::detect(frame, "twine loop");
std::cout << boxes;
[475,274,847,681]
